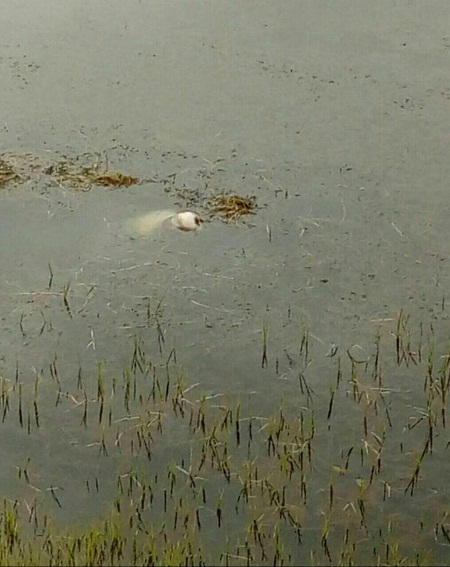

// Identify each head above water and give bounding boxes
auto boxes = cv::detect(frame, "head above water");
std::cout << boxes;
[170,211,202,232]
[128,209,202,237]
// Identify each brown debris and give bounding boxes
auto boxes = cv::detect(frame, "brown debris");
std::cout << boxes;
[0,152,139,190]
[55,160,138,188]
[0,158,23,188]
[209,193,256,221]
[89,172,139,187]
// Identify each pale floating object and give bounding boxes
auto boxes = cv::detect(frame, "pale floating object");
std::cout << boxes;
[170,211,202,231]
[128,209,202,236]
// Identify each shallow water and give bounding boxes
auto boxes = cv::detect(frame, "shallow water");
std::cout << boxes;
[1,1,449,564]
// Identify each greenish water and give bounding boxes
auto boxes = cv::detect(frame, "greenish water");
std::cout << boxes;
[1,1,449,564]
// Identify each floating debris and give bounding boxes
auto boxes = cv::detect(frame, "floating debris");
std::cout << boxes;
[0,157,23,188]
[209,193,256,221]
[0,151,139,190]
[54,159,138,189]
[88,171,138,187]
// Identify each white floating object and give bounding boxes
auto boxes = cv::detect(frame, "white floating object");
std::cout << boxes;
[170,211,202,232]
[128,209,202,236]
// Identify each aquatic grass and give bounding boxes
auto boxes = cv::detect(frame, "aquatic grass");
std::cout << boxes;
[0,312,448,565]
[63,282,72,319]
[261,325,268,369]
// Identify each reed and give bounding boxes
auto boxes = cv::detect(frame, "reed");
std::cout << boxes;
[0,309,448,566]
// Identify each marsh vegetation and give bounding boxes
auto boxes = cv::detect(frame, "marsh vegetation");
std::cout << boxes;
[0,303,448,566]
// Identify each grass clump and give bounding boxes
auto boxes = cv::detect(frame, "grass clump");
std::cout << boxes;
[209,193,256,221]
[0,157,23,188]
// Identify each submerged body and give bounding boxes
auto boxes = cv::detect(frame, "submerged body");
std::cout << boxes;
[129,209,202,236]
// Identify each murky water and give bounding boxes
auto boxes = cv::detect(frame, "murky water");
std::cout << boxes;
[1,1,449,564]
